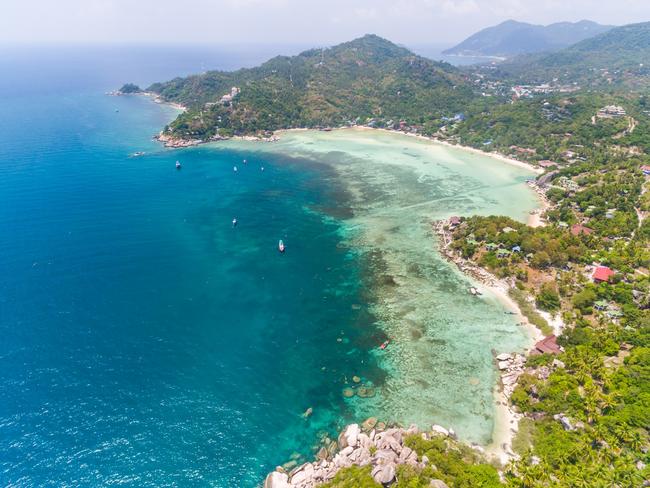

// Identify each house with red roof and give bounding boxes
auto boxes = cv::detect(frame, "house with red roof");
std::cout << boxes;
[532,335,562,355]
[641,164,650,176]
[570,224,593,236]
[592,266,615,283]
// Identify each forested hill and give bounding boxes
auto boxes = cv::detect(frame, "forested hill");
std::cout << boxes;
[443,19,612,57]
[147,34,475,139]
[494,22,650,86]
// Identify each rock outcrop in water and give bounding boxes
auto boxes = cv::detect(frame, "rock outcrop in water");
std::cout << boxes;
[264,422,461,487]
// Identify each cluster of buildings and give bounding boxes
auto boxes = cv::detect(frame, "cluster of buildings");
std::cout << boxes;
[511,83,580,100]
[205,87,241,109]
[596,105,627,119]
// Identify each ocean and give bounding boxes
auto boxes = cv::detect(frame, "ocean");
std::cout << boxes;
[0,45,538,487]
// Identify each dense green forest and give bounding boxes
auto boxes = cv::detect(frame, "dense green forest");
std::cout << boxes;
[147,35,475,140]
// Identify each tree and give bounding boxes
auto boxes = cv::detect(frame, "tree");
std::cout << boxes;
[572,288,597,314]
[536,283,561,312]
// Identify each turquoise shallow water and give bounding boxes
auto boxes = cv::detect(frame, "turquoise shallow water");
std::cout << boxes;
[211,130,541,444]
[0,47,539,487]
[0,49,383,487]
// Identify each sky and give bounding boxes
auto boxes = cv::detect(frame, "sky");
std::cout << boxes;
[2,0,650,46]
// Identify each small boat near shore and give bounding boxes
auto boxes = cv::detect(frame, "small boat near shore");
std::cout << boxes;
[278,240,285,253]
[130,151,145,158]
[379,339,390,350]
[175,161,181,169]
[469,286,482,296]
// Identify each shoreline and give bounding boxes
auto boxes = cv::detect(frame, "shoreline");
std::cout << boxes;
[276,126,545,176]
[108,90,188,112]
[434,218,547,465]
[145,107,549,476]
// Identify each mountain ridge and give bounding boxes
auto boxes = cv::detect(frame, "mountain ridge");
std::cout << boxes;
[147,34,475,140]
[493,21,650,86]
[443,19,613,57]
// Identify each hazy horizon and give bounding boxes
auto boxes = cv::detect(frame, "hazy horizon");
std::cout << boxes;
[3,0,650,47]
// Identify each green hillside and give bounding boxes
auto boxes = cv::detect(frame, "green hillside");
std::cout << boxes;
[147,35,475,139]
[494,22,650,86]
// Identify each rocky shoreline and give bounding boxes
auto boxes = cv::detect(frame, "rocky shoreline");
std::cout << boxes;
[264,422,460,488]
[155,131,279,148]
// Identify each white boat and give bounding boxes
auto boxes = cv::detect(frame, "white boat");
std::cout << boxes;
[243,159,247,164]
[232,218,237,227]
[278,240,285,253]
[261,166,265,172]
[175,161,181,169]
[233,166,238,172]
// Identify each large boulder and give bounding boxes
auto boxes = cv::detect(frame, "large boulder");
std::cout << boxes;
[358,433,372,449]
[374,449,398,464]
[264,471,289,488]
[371,463,396,484]
[431,425,449,437]
[339,423,360,448]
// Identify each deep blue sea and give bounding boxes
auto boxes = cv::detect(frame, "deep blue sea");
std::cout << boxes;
[0,45,381,486]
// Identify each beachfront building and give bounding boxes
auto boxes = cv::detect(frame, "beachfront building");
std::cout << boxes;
[538,160,559,169]
[532,335,562,355]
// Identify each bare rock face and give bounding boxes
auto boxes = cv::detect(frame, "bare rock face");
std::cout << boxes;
[371,463,396,484]
[267,422,469,487]
[264,471,290,488]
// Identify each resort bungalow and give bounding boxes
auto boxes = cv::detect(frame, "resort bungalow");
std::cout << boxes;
[592,266,615,283]
[485,242,499,251]
[496,249,511,258]
[502,226,516,233]
[606,309,624,319]
[641,164,650,176]
[570,224,593,236]
[594,300,609,311]
[511,245,522,253]
[532,335,562,355]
